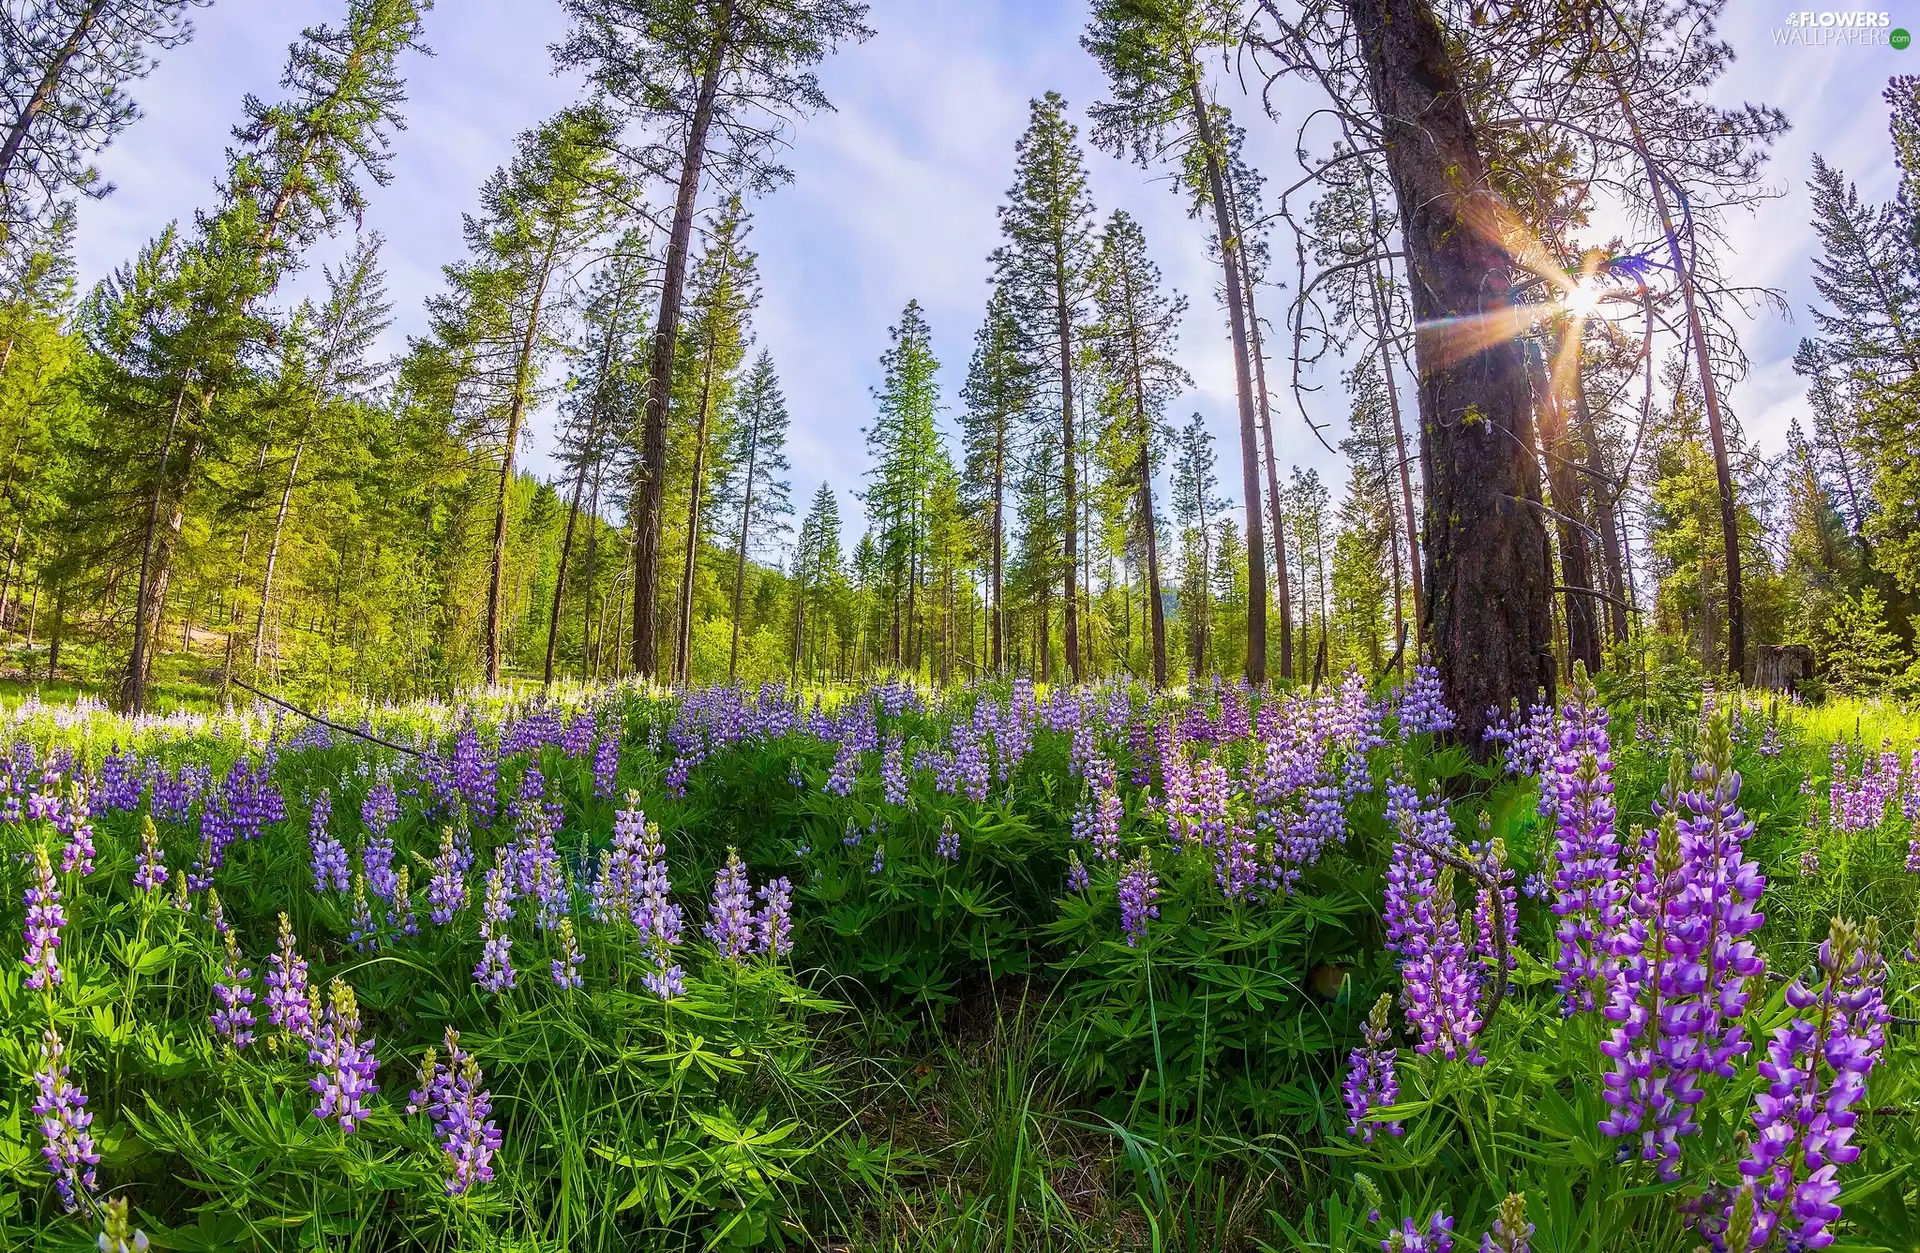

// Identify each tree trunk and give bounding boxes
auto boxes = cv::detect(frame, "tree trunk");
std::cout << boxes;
[0,0,107,187]
[675,345,720,684]
[252,434,305,667]
[633,8,730,682]
[46,579,64,681]
[485,242,558,687]
[1607,70,1742,677]
[1371,260,1425,638]
[1225,176,1291,681]
[726,413,760,681]
[1525,335,1601,676]
[545,454,591,685]
[122,385,188,715]
[1056,257,1082,683]
[1185,59,1267,683]
[1348,0,1557,749]
[991,426,1005,672]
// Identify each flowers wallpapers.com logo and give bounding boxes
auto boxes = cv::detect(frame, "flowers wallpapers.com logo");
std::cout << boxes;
[1773,10,1909,44]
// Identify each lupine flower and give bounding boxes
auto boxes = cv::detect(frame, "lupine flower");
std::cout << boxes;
[58,782,96,875]
[474,851,516,993]
[265,913,316,1043]
[869,844,886,876]
[1737,918,1886,1251]
[825,738,859,797]
[1395,659,1455,736]
[1066,851,1089,893]
[1381,1210,1454,1253]
[97,1196,151,1252]
[133,814,167,892]
[1546,679,1623,1013]
[1117,853,1158,947]
[32,1028,97,1212]
[1399,863,1485,1064]
[1800,841,1821,880]
[882,733,909,805]
[1469,830,1516,973]
[1478,1193,1532,1253]
[936,814,960,861]
[628,819,685,999]
[347,871,378,952]
[363,830,398,903]
[410,1028,502,1196]
[309,791,349,894]
[23,842,65,991]
[551,917,584,989]
[753,877,793,958]
[389,866,418,937]
[592,730,620,800]
[362,779,399,837]
[1344,993,1404,1143]
[705,849,756,960]
[309,978,378,1132]
[427,826,467,925]
[210,928,257,1048]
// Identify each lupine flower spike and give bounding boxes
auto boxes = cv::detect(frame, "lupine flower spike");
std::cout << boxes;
[210,929,257,1048]
[309,978,378,1132]
[551,917,584,989]
[1344,993,1404,1143]
[1118,852,1158,947]
[23,842,65,991]
[1479,1193,1531,1253]
[264,913,315,1044]
[97,1197,151,1252]
[409,1028,502,1196]
[1382,1210,1454,1253]
[32,1028,97,1212]
[133,815,167,892]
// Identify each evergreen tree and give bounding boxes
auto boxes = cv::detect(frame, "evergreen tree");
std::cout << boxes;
[1169,412,1216,677]
[792,482,841,679]
[958,284,1032,674]
[714,348,791,679]
[991,91,1096,682]
[556,0,871,680]
[863,298,944,673]
[1089,207,1186,686]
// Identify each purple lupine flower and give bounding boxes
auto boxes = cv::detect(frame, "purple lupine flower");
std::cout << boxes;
[389,866,418,937]
[309,978,378,1132]
[562,711,596,758]
[1597,812,1694,1176]
[824,738,859,797]
[347,872,378,952]
[705,849,756,960]
[427,826,467,925]
[1117,853,1158,948]
[363,830,398,903]
[1738,918,1886,1251]
[410,1028,502,1196]
[936,815,961,861]
[592,796,646,922]
[31,1028,97,1212]
[1547,680,1624,1014]
[1667,715,1768,1090]
[1469,833,1517,973]
[210,928,257,1049]
[1066,851,1090,893]
[755,877,793,958]
[1398,863,1485,1065]
[1381,1211,1454,1253]
[592,729,620,800]
[869,844,886,876]
[551,917,584,989]
[881,733,909,806]
[633,818,685,1000]
[134,814,167,892]
[1479,1194,1532,1253]
[1396,658,1456,737]
[56,783,95,876]
[96,749,141,813]
[265,912,316,1042]
[97,1196,150,1253]
[23,842,65,991]
[1344,993,1404,1143]
[449,725,498,828]
[474,851,515,993]
[361,779,399,837]
[309,790,349,894]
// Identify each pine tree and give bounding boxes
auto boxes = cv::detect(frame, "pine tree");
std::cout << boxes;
[792,482,842,679]
[557,0,871,681]
[0,0,200,223]
[863,299,944,674]
[1170,412,1216,677]
[713,348,792,679]
[991,92,1096,682]
[1089,208,1186,686]
[959,284,1032,674]
[1084,0,1270,681]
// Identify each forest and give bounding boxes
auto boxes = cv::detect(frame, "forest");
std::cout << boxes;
[2,0,1920,1251]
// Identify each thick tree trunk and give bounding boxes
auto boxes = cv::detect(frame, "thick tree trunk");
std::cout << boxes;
[633,13,729,682]
[1186,62,1266,683]
[1349,0,1557,748]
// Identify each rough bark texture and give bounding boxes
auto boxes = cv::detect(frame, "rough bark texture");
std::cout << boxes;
[1349,0,1557,748]
[1526,335,1601,674]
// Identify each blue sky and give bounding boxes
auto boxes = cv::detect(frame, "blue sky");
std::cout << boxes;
[68,0,1915,543]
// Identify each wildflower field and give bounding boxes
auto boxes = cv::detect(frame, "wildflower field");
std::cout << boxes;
[2,673,1918,1252]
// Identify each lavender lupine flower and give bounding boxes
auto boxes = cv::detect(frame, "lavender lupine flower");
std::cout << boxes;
[551,918,584,989]
[1089,788,1122,862]
[97,1196,151,1252]
[825,738,859,797]
[1547,678,1624,1014]
[1381,1211,1454,1253]
[1469,831,1517,973]
[57,783,96,876]
[1396,658,1455,737]
[1344,994,1404,1143]
[427,826,467,925]
[1117,853,1158,947]
[265,913,316,1043]
[1597,813,1695,1177]
[592,730,620,800]
[755,877,793,958]
[1734,918,1885,1251]
[23,842,65,991]
[705,849,756,960]
[133,814,167,892]
[31,1028,97,1212]
[1066,851,1089,893]
[410,1029,502,1196]
[362,779,399,837]
[363,830,398,903]
[309,790,350,894]
[936,815,960,862]
[474,851,515,993]
[882,733,909,805]
[210,929,257,1048]
[389,866,418,937]
[1398,864,1485,1065]
[1478,1193,1532,1253]
[347,872,378,952]
[869,844,886,876]
[1668,715,1768,1091]
[309,978,378,1132]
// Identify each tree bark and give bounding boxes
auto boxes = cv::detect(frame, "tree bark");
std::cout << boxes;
[1225,174,1291,681]
[485,241,558,686]
[1056,252,1082,683]
[1571,364,1630,645]
[726,408,761,681]
[675,341,721,684]
[1370,260,1425,638]
[1526,334,1601,674]
[1185,59,1266,683]
[1348,0,1557,749]
[633,6,731,682]
[121,384,188,714]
